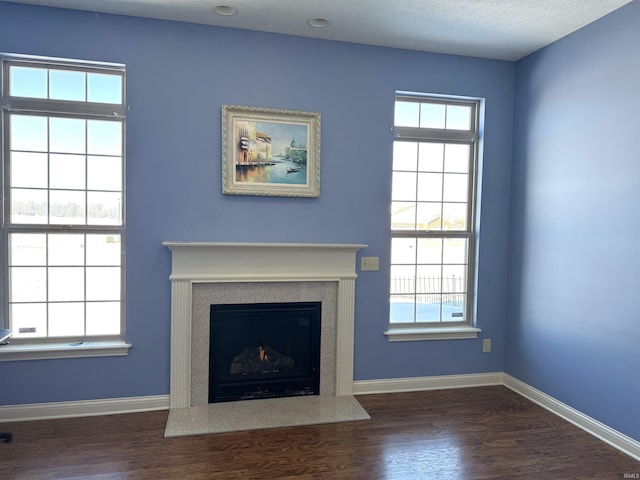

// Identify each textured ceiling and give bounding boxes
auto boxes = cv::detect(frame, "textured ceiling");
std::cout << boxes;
[4,0,634,60]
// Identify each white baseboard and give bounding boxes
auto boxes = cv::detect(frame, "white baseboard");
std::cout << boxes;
[2,374,639,463]
[0,394,170,423]
[353,372,504,395]
[503,374,640,462]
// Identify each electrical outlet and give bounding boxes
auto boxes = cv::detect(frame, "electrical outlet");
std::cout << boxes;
[482,338,492,353]
[360,256,379,271]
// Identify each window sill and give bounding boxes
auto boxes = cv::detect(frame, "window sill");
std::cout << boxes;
[0,341,132,361]
[384,326,481,341]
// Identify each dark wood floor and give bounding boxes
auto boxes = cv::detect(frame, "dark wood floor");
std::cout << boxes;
[1,386,638,479]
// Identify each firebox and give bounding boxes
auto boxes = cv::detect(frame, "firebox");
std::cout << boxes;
[209,301,321,403]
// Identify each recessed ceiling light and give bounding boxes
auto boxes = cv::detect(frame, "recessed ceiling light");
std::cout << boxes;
[307,18,329,28]
[213,5,237,16]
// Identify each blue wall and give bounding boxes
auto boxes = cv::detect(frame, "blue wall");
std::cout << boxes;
[507,1,640,441]
[0,2,513,405]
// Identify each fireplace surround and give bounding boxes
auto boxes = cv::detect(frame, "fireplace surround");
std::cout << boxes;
[163,242,367,411]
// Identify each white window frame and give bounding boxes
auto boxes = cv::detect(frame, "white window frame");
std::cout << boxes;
[385,92,482,341]
[0,53,130,360]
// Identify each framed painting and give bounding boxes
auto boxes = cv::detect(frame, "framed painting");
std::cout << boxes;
[222,105,321,197]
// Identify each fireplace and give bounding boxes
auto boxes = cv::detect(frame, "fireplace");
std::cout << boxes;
[209,301,322,402]
[163,242,366,409]
[163,243,370,436]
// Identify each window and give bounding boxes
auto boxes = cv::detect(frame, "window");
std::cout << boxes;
[1,54,127,352]
[387,93,481,341]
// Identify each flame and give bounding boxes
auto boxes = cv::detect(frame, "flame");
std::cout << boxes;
[258,346,269,363]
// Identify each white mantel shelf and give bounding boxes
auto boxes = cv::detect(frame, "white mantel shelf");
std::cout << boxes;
[163,242,367,249]
[163,242,367,409]
[163,242,367,282]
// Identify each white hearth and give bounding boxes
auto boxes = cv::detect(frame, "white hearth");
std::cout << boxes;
[163,242,366,410]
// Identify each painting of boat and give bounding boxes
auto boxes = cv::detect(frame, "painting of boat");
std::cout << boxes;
[222,104,320,197]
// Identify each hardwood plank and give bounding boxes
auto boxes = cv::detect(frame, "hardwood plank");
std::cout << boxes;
[1,386,638,479]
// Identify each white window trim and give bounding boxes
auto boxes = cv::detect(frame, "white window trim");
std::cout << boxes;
[388,93,482,341]
[384,326,481,342]
[0,53,128,351]
[0,340,131,361]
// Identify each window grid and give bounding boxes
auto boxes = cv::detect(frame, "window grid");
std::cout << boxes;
[2,54,125,343]
[391,94,478,327]
[8,232,122,339]
[9,114,124,227]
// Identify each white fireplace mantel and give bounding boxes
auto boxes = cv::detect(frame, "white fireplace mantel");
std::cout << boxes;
[163,242,366,409]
